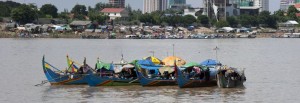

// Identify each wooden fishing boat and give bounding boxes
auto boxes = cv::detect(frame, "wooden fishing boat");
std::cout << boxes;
[216,66,246,88]
[176,65,218,88]
[42,56,87,85]
[84,59,139,86]
[135,60,177,86]
[84,72,139,86]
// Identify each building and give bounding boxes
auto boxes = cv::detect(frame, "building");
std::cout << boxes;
[109,0,125,8]
[169,0,188,10]
[169,0,186,7]
[203,0,240,20]
[260,0,269,11]
[160,0,169,11]
[280,0,295,12]
[183,8,202,18]
[100,8,128,20]
[143,0,168,14]
[239,0,269,15]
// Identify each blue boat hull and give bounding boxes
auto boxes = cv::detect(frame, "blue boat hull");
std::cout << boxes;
[42,58,87,85]
[84,72,139,86]
[177,67,217,88]
[136,71,177,86]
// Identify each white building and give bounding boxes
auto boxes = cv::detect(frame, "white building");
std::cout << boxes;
[143,0,160,13]
[183,8,201,18]
[280,0,295,11]
[100,8,128,20]
[259,0,269,12]
[143,0,168,14]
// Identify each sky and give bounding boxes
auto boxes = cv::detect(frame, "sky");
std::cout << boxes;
[12,0,281,13]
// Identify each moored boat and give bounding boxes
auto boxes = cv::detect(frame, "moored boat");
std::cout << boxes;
[135,59,177,86]
[42,56,87,85]
[176,63,218,88]
[84,59,139,86]
[216,66,246,88]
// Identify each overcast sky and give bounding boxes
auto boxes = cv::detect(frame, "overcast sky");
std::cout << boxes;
[12,0,280,13]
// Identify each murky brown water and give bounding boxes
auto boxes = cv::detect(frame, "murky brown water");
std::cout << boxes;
[0,38,300,103]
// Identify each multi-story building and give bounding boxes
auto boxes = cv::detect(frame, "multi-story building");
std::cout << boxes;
[280,0,294,11]
[109,0,125,8]
[169,0,188,9]
[239,0,269,15]
[160,0,169,11]
[143,0,168,13]
[203,0,240,20]
[169,0,186,7]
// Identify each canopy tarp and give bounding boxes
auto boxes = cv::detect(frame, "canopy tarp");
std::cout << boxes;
[139,64,161,74]
[162,56,186,66]
[137,60,155,66]
[182,62,199,68]
[96,61,113,70]
[158,66,175,75]
[143,56,162,65]
[200,59,219,66]
[122,64,135,69]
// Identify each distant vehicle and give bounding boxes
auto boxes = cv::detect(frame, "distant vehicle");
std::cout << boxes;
[125,35,139,39]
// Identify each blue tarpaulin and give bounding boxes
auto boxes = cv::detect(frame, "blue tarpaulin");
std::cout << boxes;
[200,59,220,66]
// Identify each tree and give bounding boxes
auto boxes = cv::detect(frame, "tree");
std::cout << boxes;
[197,15,209,26]
[58,9,70,23]
[71,4,87,20]
[226,16,238,27]
[0,4,11,17]
[183,15,196,26]
[216,20,229,28]
[238,14,258,27]
[11,4,37,24]
[287,5,299,20]
[258,11,277,28]
[0,1,22,17]
[274,10,287,22]
[40,4,58,18]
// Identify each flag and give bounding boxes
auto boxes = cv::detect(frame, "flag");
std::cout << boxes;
[67,55,78,72]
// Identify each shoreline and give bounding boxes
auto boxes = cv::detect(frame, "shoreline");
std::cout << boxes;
[0,31,286,39]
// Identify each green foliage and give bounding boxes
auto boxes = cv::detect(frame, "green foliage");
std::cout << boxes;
[183,15,197,26]
[258,11,277,28]
[11,4,37,24]
[238,14,258,27]
[40,4,58,18]
[287,5,299,20]
[216,20,229,28]
[94,2,116,11]
[274,10,287,22]
[226,16,238,27]
[197,15,209,26]
[71,4,87,18]
[0,1,21,17]
[0,4,11,17]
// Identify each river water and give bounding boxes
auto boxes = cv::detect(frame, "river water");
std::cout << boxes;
[0,38,299,103]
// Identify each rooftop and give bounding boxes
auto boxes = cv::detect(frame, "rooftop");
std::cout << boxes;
[101,8,125,13]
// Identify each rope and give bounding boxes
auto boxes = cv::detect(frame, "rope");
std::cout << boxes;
[45,61,63,73]
[34,80,49,86]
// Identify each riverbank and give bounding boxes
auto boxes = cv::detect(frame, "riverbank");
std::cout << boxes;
[0,30,284,39]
